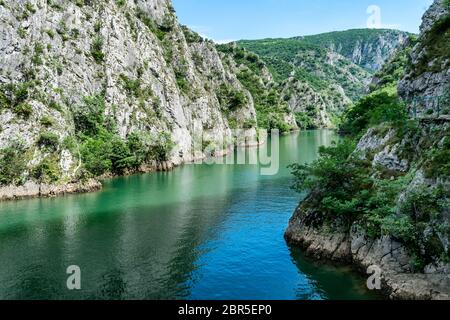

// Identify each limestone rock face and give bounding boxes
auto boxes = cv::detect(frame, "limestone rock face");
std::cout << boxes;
[345,31,409,71]
[0,0,264,198]
[398,0,450,115]
[286,0,450,300]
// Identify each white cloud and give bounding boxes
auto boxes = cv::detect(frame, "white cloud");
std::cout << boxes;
[213,39,236,44]
[185,25,235,44]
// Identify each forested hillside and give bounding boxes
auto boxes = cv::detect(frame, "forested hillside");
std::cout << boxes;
[238,29,409,128]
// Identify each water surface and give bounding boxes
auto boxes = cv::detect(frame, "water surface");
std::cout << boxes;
[0,130,380,300]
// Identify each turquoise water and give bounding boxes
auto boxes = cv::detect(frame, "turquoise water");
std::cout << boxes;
[0,130,380,300]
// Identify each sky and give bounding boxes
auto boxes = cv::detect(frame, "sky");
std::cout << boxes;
[172,0,434,43]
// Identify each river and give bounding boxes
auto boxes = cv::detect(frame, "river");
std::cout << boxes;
[0,130,380,300]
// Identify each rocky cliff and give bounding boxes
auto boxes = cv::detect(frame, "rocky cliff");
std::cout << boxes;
[398,0,450,116]
[238,29,409,129]
[286,0,449,300]
[0,0,296,200]
[299,29,410,72]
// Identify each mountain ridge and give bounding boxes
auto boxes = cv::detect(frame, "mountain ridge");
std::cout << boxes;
[238,28,410,128]
[0,0,296,200]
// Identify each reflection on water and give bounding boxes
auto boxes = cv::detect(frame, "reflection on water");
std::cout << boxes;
[0,130,380,300]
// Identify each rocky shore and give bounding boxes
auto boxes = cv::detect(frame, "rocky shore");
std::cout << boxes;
[0,179,102,201]
[285,202,450,300]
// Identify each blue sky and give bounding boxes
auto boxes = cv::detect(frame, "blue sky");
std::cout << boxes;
[172,0,433,42]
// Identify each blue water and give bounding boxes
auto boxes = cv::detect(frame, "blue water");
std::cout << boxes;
[0,130,379,300]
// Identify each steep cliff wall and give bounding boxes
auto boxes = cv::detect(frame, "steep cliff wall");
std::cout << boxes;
[239,29,408,129]
[0,0,277,200]
[398,0,450,116]
[299,29,410,72]
[286,0,450,300]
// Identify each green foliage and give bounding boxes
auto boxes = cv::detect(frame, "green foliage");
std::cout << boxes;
[216,84,247,113]
[148,132,175,162]
[48,100,63,112]
[340,85,407,136]
[238,33,372,101]
[73,93,174,176]
[31,157,60,183]
[119,74,141,97]
[45,29,55,39]
[74,95,106,137]
[217,44,295,132]
[0,81,35,118]
[290,139,362,197]
[181,25,203,44]
[37,131,59,150]
[91,36,104,63]
[13,103,33,118]
[18,27,27,39]
[290,137,449,267]
[298,29,410,70]
[80,133,113,176]
[372,37,417,90]
[175,67,190,95]
[0,142,27,186]
[40,116,55,127]
[422,134,450,178]
[25,2,36,13]
[411,14,450,76]
[0,82,31,110]
[136,7,173,41]
[295,113,315,130]
[115,0,126,7]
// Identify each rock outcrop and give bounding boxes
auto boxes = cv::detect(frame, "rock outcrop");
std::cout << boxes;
[286,0,450,300]
[238,29,409,129]
[398,0,450,115]
[0,0,294,200]
[286,207,450,300]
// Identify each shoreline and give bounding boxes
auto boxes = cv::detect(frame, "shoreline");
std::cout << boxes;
[284,204,450,300]
[0,133,278,202]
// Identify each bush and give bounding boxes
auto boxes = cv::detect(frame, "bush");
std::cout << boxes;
[115,0,126,7]
[0,142,27,186]
[216,84,247,113]
[91,36,104,63]
[110,136,134,174]
[37,131,59,150]
[13,102,33,118]
[290,138,449,266]
[74,95,105,136]
[80,134,113,176]
[119,74,141,97]
[423,140,450,178]
[31,157,60,183]
[148,132,174,162]
[40,116,54,127]
[0,82,32,111]
[295,112,315,129]
[340,85,407,136]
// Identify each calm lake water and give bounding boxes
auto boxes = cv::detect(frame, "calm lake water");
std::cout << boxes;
[0,130,380,300]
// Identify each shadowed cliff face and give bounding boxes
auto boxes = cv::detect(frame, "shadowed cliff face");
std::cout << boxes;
[398,0,450,115]
[1,0,283,197]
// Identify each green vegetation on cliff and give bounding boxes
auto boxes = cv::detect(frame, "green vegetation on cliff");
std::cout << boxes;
[74,94,174,178]
[238,37,370,101]
[217,44,296,132]
[289,18,450,269]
